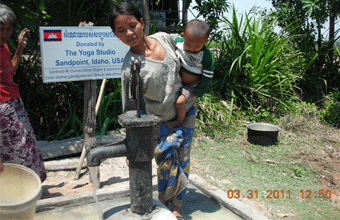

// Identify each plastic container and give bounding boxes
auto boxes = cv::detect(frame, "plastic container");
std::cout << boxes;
[0,163,42,220]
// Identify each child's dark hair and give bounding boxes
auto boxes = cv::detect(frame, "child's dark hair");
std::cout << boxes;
[108,1,142,31]
[184,19,211,38]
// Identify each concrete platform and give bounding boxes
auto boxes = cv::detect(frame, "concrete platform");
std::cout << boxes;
[35,174,269,220]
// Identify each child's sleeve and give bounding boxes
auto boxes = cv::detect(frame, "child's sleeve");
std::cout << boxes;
[193,47,214,97]
[174,37,184,43]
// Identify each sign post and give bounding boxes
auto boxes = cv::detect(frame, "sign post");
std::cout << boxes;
[39,26,129,181]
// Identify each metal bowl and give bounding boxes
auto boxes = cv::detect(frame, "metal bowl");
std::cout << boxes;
[247,123,280,146]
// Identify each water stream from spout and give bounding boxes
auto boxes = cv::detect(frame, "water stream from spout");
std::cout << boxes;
[89,166,104,220]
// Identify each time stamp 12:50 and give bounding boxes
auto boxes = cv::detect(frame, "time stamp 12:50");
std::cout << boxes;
[226,189,332,199]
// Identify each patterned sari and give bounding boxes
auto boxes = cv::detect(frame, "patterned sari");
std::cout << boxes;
[0,97,46,182]
[154,105,196,208]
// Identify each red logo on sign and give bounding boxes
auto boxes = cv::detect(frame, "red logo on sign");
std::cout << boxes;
[44,30,62,42]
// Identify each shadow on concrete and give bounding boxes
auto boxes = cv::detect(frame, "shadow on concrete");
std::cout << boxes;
[75,167,89,179]
[101,176,130,187]
[103,204,130,219]
[181,188,221,219]
[72,182,89,189]
[41,183,65,199]
[100,188,222,219]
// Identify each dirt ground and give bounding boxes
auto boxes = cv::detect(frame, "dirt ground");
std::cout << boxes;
[41,156,216,199]
[41,157,147,199]
[304,147,340,207]
[41,154,288,219]
[41,140,340,219]
[41,154,277,217]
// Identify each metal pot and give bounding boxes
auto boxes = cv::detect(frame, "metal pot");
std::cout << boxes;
[247,123,280,146]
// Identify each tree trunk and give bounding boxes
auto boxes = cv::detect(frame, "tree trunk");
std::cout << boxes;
[317,25,322,50]
[328,7,335,61]
[83,80,98,185]
[182,0,188,25]
[142,0,150,36]
[83,80,97,152]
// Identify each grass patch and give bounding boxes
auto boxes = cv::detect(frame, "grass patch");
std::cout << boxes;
[192,114,340,219]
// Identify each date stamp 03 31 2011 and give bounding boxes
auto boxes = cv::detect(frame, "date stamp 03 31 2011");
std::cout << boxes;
[226,189,332,199]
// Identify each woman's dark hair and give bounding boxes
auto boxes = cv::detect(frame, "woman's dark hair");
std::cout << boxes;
[108,1,142,31]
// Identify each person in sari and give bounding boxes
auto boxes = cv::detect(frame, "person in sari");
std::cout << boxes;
[0,3,46,182]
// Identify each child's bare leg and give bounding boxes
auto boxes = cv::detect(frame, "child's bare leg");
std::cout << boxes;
[165,95,187,129]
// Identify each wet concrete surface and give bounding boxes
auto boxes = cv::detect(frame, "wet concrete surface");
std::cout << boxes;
[35,174,268,220]
[35,184,242,220]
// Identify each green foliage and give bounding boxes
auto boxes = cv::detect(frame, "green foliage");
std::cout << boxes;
[302,0,328,24]
[297,41,340,103]
[7,0,340,141]
[4,0,124,141]
[268,0,340,103]
[269,0,312,34]
[289,100,319,118]
[48,99,83,140]
[2,0,50,52]
[212,6,304,122]
[196,94,243,139]
[95,79,123,136]
[193,0,230,35]
[4,0,117,52]
[14,52,84,140]
[149,21,159,35]
[320,89,340,126]
[43,0,118,26]
[293,166,307,179]
[13,51,123,140]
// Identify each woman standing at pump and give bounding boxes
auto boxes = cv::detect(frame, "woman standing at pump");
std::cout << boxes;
[0,3,46,182]
[109,2,196,219]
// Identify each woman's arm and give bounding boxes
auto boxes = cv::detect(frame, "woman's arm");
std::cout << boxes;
[0,161,4,172]
[11,28,30,73]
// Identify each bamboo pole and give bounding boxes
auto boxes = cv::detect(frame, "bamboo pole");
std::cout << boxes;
[74,79,107,180]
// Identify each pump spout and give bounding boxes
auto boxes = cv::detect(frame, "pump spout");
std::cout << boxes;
[86,140,127,167]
